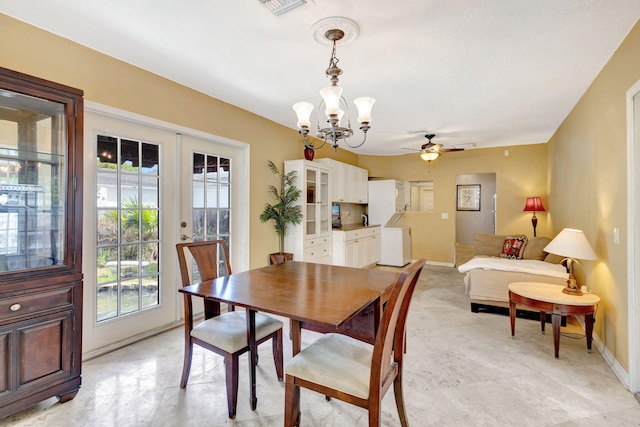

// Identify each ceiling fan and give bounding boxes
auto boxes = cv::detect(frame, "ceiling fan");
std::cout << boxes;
[402,133,466,172]
[404,133,465,158]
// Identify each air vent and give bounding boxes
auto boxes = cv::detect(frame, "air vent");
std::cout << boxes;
[259,0,306,16]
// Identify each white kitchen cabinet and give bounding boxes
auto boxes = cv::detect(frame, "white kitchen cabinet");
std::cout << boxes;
[351,166,368,203]
[284,160,332,263]
[317,158,368,204]
[332,226,381,268]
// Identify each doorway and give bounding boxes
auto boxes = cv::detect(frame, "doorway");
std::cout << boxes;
[455,173,497,244]
[626,79,640,394]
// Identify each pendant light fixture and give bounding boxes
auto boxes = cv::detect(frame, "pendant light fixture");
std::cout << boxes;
[293,17,375,151]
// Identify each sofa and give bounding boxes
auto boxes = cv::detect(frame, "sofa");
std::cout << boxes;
[457,233,569,315]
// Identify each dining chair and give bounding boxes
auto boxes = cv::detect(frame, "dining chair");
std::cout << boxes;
[283,258,426,427]
[176,240,284,419]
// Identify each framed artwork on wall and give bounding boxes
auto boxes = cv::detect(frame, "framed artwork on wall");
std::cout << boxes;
[457,184,481,211]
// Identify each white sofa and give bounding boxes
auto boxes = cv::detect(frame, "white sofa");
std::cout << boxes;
[457,233,569,315]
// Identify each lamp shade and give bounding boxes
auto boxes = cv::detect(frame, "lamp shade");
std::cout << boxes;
[543,228,597,260]
[523,197,545,212]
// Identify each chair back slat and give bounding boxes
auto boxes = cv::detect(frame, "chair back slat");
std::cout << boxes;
[370,258,425,399]
[176,240,231,286]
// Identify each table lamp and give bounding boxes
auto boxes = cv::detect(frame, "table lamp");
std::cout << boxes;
[523,197,545,237]
[543,228,597,295]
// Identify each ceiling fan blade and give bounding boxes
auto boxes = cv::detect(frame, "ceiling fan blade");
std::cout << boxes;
[441,148,465,152]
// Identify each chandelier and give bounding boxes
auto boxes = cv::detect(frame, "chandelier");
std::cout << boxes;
[293,25,375,151]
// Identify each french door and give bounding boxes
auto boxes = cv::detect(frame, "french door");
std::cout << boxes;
[178,134,249,288]
[82,103,248,356]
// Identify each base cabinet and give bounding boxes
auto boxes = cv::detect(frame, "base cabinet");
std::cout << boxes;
[0,282,82,418]
[332,226,381,268]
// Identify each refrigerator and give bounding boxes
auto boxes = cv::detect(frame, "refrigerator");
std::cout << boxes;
[367,180,412,267]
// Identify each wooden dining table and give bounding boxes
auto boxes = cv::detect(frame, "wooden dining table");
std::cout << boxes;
[178,261,399,411]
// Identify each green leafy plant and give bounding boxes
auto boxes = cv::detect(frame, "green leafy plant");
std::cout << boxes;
[259,160,303,254]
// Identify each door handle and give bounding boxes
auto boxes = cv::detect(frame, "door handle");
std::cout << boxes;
[181,234,192,241]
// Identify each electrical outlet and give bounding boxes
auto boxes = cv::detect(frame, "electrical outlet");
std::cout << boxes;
[614,227,620,244]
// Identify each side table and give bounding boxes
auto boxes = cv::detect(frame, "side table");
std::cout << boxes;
[508,282,600,358]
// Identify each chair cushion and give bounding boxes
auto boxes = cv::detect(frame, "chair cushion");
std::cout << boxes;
[285,333,373,400]
[191,311,283,354]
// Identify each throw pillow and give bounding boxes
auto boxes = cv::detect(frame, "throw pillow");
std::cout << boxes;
[500,236,528,259]
[522,236,551,261]
[472,233,510,256]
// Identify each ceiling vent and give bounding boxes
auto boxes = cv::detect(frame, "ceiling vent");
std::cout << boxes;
[259,0,306,16]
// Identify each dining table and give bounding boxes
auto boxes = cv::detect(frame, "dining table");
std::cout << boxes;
[178,260,399,412]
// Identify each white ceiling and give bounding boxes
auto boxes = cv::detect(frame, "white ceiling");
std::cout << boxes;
[2,1,639,155]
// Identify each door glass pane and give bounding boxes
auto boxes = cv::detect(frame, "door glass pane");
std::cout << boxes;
[95,135,160,322]
[189,153,232,278]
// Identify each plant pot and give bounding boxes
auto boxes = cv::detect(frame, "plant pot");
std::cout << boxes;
[269,252,294,265]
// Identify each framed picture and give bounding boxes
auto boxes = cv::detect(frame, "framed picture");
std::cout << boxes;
[457,184,481,211]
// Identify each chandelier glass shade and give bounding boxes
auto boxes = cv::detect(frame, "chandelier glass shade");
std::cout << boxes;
[293,28,375,151]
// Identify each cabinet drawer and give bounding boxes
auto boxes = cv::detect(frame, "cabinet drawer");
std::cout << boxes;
[0,288,73,321]
[304,236,330,248]
[304,243,331,260]
[342,227,380,241]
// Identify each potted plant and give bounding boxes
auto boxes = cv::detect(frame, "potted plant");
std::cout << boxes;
[259,160,303,264]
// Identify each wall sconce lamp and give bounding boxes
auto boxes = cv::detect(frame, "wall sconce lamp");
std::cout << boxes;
[543,228,597,295]
[523,197,545,237]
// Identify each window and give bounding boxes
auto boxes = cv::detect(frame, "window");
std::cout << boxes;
[95,135,160,322]
[409,181,434,212]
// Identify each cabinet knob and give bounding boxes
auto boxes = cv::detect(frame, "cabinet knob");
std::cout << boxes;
[10,303,21,312]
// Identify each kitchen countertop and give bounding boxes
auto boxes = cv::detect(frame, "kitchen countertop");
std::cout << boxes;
[332,224,381,231]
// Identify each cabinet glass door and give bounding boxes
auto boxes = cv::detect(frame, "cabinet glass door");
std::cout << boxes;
[0,90,66,272]
[319,169,329,234]
[305,167,317,236]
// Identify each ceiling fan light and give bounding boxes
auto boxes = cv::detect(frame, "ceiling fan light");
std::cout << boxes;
[320,85,343,117]
[293,101,314,128]
[354,96,375,124]
[420,150,439,162]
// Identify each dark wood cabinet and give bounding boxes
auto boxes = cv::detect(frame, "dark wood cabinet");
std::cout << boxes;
[0,67,83,418]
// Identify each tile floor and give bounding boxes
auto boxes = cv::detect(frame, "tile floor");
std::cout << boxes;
[5,265,640,426]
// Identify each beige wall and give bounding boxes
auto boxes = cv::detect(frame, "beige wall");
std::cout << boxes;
[3,12,638,377]
[359,144,549,263]
[546,20,640,373]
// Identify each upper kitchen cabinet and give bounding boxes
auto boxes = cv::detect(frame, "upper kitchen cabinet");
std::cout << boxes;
[0,67,84,417]
[317,158,368,204]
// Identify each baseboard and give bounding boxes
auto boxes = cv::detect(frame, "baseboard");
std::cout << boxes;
[575,316,630,390]
[426,260,455,267]
[82,321,183,361]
